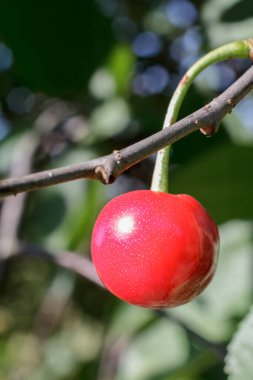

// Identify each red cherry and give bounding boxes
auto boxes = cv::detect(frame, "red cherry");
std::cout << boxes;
[91,190,219,308]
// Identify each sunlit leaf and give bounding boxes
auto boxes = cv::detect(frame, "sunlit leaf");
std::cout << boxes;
[107,45,135,95]
[116,318,189,380]
[108,303,154,339]
[202,0,253,46]
[90,97,131,139]
[169,220,253,342]
[225,306,253,380]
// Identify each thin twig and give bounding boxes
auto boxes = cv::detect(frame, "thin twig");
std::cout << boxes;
[0,132,38,258]
[34,272,74,340]
[0,65,252,198]
[11,242,227,359]
[16,242,103,287]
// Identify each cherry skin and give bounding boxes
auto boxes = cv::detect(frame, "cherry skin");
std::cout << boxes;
[91,190,219,308]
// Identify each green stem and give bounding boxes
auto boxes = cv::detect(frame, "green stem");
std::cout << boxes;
[151,38,253,193]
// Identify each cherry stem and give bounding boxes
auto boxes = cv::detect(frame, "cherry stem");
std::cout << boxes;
[150,39,253,193]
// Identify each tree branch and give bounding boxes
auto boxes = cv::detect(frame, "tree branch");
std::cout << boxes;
[0,65,253,198]
[16,242,104,287]
[13,242,227,358]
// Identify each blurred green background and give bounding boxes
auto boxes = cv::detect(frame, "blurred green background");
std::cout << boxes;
[0,0,252,379]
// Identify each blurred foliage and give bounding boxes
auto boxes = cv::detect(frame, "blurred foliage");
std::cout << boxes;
[0,0,252,379]
[225,306,253,380]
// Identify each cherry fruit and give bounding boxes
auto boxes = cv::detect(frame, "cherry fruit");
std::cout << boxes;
[91,190,219,308]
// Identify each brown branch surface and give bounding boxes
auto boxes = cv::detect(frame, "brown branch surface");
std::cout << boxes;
[0,65,253,198]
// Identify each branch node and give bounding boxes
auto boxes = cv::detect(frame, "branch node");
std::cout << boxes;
[107,174,116,184]
[200,121,220,137]
[0,64,252,198]
[227,98,235,114]
[205,103,211,109]
[113,150,122,164]
[94,165,113,185]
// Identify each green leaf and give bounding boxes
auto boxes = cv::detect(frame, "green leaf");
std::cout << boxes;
[107,44,135,95]
[115,318,189,380]
[89,69,116,100]
[90,97,131,140]
[202,0,253,46]
[108,303,154,339]
[225,306,253,380]
[169,220,253,342]
[224,113,253,146]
